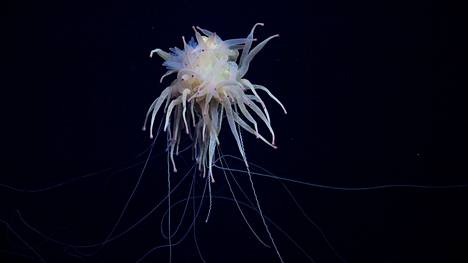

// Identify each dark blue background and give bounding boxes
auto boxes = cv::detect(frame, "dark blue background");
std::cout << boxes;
[2,0,467,262]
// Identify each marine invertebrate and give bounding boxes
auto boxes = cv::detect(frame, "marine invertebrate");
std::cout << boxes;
[143,23,286,182]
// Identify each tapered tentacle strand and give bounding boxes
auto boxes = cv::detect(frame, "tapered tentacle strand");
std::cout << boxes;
[253,84,288,114]
[238,34,280,78]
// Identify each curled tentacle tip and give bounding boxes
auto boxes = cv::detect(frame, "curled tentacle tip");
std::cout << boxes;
[149,135,154,139]
[173,168,178,173]
[141,126,146,131]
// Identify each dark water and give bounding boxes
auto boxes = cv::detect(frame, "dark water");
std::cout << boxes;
[2,0,467,262]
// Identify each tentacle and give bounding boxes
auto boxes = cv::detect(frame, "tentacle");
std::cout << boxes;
[238,34,280,78]
[228,88,259,137]
[195,26,214,37]
[209,104,221,145]
[240,79,271,122]
[181,89,191,134]
[170,106,182,172]
[149,48,171,60]
[190,100,196,127]
[160,70,176,83]
[147,87,171,138]
[207,133,216,183]
[233,85,276,145]
[239,23,264,69]
[164,98,182,131]
[223,94,248,167]
[253,84,287,114]
[224,38,252,49]
[233,112,277,149]
[192,26,205,46]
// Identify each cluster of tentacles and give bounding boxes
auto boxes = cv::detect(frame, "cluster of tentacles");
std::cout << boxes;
[143,23,286,182]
